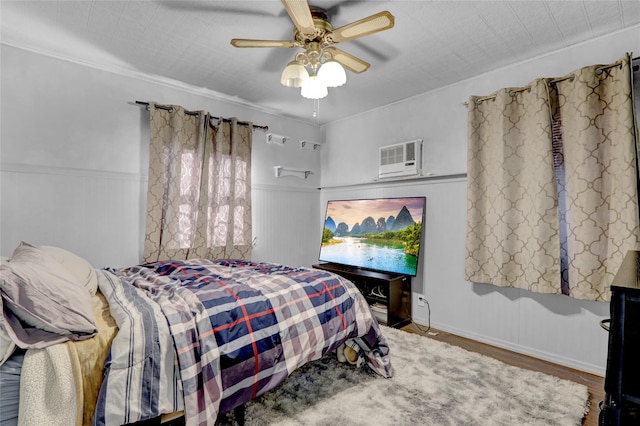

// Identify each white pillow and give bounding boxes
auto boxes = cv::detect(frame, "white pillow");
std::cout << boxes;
[0,242,96,346]
[40,246,98,296]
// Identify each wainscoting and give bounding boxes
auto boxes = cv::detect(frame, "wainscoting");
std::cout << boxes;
[0,162,145,268]
[251,184,320,268]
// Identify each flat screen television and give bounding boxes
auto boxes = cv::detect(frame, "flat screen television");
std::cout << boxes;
[319,196,426,276]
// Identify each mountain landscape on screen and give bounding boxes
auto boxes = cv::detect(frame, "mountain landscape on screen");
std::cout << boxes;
[319,197,426,276]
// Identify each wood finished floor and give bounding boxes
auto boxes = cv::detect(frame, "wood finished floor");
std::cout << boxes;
[401,323,604,426]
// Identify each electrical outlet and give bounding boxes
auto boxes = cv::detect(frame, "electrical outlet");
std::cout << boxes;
[417,294,426,307]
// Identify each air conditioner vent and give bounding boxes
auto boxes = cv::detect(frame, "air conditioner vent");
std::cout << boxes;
[379,139,422,178]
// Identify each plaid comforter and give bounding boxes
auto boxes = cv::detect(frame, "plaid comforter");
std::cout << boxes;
[94,259,392,426]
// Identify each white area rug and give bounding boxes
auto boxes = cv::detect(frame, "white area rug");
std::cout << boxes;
[215,326,589,425]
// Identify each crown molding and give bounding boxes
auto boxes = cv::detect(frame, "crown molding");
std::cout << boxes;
[1,41,298,122]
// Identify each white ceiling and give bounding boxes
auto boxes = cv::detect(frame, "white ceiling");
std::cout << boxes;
[2,1,639,125]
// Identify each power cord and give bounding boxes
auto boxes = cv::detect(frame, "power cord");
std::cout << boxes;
[412,296,432,334]
[370,285,385,299]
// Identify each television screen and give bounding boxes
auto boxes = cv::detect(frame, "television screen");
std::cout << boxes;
[319,197,426,276]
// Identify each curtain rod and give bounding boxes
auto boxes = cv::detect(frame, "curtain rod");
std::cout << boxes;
[469,74,576,105]
[464,57,639,107]
[134,101,269,132]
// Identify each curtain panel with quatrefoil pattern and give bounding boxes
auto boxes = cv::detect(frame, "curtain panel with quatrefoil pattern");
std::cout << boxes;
[144,103,252,263]
[466,53,639,302]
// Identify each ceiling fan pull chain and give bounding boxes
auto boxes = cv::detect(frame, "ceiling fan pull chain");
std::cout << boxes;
[313,98,321,124]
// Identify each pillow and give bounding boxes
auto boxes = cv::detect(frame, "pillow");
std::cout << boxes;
[0,259,15,364]
[40,246,98,296]
[0,329,16,365]
[0,242,96,347]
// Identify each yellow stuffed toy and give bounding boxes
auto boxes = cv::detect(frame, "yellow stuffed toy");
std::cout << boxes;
[336,342,364,367]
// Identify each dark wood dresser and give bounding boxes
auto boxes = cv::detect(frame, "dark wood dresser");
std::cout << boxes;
[600,250,640,425]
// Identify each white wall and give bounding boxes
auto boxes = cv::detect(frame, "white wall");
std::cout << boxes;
[0,44,322,268]
[320,26,640,375]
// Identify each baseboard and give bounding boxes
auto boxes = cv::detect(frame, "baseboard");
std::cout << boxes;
[420,320,606,377]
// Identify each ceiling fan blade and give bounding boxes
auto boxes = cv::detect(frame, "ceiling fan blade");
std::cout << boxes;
[231,39,298,48]
[328,11,395,43]
[281,0,316,36]
[325,47,370,74]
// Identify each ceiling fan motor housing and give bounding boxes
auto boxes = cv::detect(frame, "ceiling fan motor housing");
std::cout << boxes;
[295,7,333,45]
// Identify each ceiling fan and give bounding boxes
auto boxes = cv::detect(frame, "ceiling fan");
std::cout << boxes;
[230,0,395,99]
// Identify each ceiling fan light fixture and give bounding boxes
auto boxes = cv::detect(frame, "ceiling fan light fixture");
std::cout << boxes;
[232,2,396,101]
[317,60,347,87]
[281,60,309,88]
[301,75,328,99]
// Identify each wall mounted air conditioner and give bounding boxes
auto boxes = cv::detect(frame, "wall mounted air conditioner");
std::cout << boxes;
[378,139,423,179]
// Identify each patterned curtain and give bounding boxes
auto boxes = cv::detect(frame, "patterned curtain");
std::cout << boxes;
[466,53,639,302]
[552,54,639,301]
[466,79,561,294]
[144,103,252,262]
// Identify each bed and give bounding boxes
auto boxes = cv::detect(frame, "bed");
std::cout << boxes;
[0,242,392,426]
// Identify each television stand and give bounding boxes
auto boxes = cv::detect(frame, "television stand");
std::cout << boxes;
[312,263,412,328]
